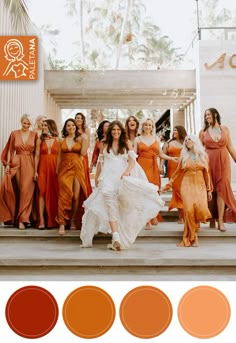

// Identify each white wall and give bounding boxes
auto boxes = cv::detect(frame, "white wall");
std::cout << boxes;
[0,0,45,179]
[196,40,236,181]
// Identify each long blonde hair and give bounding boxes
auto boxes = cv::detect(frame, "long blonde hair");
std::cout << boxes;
[181,134,208,169]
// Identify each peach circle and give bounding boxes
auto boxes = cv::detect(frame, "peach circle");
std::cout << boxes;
[62,286,115,338]
[178,286,231,338]
[119,286,172,338]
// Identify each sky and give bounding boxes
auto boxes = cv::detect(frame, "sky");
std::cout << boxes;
[27,0,236,67]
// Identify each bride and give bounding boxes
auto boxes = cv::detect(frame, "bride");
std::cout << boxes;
[80,120,165,251]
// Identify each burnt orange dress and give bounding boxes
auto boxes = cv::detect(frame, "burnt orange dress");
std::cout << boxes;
[91,140,100,166]
[203,127,236,221]
[166,144,183,210]
[169,157,212,246]
[83,153,92,196]
[37,139,59,228]
[0,130,36,224]
[137,140,161,189]
[57,139,88,227]
[137,139,161,222]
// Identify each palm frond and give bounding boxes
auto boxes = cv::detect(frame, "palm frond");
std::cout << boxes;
[3,0,30,33]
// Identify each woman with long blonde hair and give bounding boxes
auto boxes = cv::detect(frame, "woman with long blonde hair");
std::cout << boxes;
[162,135,212,247]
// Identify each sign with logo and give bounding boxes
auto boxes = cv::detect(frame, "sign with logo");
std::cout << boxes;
[0,36,38,80]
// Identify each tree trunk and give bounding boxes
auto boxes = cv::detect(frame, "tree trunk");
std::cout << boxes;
[79,0,85,65]
[114,0,133,69]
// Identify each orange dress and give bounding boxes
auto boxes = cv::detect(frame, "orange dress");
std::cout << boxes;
[137,140,161,222]
[37,139,59,228]
[91,140,100,166]
[203,128,236,219]
[169,158,212,246]
[57,139,88,227]
[166,144,183,210]
[137,140,161,189]
[0,130,36,224]
[83,153,92,196]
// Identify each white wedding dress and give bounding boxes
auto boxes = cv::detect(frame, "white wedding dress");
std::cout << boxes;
[80,149,165,249]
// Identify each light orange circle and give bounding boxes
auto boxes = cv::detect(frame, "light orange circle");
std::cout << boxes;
[178,286,231,338]
[63,286,115,338]
[119,286,172,338]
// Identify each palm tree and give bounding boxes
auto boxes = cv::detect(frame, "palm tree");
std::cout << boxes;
[114,0,133,69]
[3,0,30,33]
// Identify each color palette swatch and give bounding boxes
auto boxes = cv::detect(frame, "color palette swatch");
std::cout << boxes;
[1,283,234,341]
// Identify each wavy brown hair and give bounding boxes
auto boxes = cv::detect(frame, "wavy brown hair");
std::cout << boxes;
[125,115,139,139]
[168,125,187,144]
[203,108,221,131]
[62,118,79,141]
[75,112,87,132]
[105,120,128,155]
[41,119,59,141]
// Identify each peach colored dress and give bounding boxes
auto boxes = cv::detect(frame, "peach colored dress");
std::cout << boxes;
[166,144,183,211]
[203,127,236,220]
[0,130,36,224]
[37,139,59,228]
[57,139,88,227]
[170,157,212,246]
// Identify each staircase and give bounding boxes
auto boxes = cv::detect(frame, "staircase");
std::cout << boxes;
[0,187,236,281]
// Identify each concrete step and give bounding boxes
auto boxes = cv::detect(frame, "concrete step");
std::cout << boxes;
[1,222,236,281]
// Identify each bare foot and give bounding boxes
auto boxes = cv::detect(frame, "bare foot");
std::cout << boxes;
[218,219,226,232]
[18,222,25,230]
[178,218,184,224]
[145,222,152,230]
[58,225,65,235]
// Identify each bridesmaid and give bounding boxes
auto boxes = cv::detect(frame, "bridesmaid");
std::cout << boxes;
[0,114,37,229]
[56,118,89,234]
[34,115,47,137]
[161,125,187,223]
[75,112,92,195]
[34,119,59,229]
[90,120,110,172]
[125,115,139,146]
[134,118,178,228]
[162,135,212,247]
[199,108,236,231]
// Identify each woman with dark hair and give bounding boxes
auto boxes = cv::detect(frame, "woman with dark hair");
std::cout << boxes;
[75,112,92,195]
[161,125,187,223]
[34,119,59,229]
[56,118,89,234]
[199,107,236,231]
[0,114,37,229]
[90,120,110,172]
[125,115,139,145]
[80,120,164,251]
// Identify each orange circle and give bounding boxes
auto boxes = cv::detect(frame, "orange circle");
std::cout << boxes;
[119,286,172,338]
[178,286,231,338]
[62,286,115,338]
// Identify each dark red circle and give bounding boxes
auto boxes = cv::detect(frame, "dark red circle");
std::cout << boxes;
[5,285,58,338]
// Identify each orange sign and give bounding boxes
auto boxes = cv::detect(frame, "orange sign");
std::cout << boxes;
[0,36,38,80]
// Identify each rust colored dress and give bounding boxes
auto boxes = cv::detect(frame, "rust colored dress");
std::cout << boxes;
[0,130,36,224]
[91,140,100,166]
[137,139,162,222]
[166,144,183,210]
[83,153,92,196]
[37,139,59,228]
[169,157,212,246]
[203,127,236,219]
[57,139,88,227]
[137,140,161,189]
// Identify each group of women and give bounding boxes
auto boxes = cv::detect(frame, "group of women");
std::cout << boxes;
[0,108,236,251]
